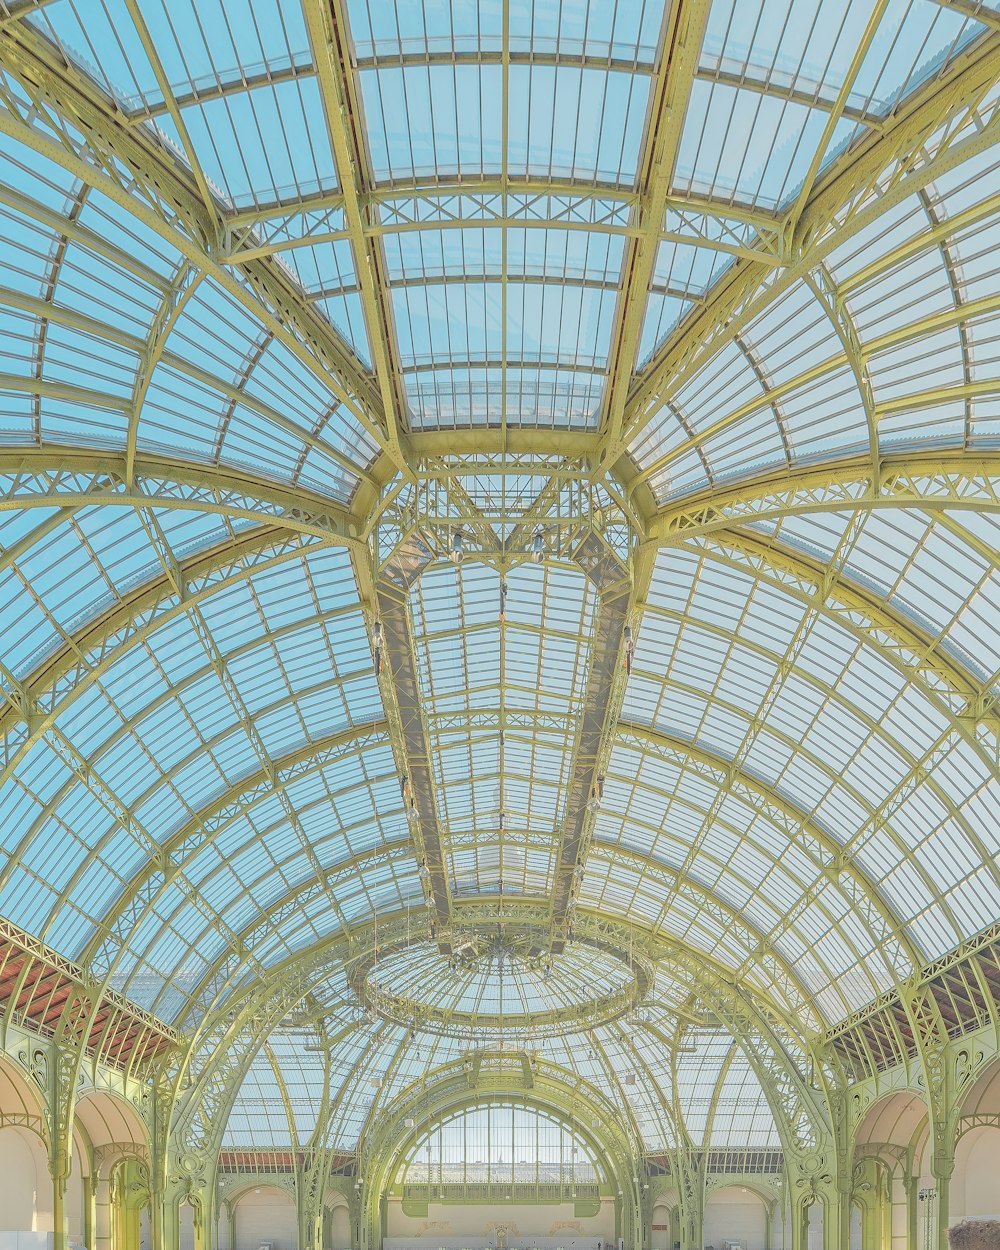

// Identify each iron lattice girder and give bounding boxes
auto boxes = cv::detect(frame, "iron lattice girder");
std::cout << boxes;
[615,723,919,983]
[645,451,1000,540]
[614,28,1000,468]
[0,449,997,1031]
[364,540,454,937]
[549,535,636,949]
[825,921,1000,1080]
[225,182,788,268]
[0,915,176,1071]
[78,726,393,992]
[0,18,392,458]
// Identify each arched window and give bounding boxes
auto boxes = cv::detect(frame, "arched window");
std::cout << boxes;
[397,1101,606,1195]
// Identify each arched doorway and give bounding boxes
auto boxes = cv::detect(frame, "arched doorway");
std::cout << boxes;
[650,1200,672,1250]
[327,1195,351,1250]
[852,1090,932,1250]
[0,1053,52,1234]
[705,1185,770,1250]
[953,1058,1000,1226]
[379,1099,618,1249]
[232,1185,297,1250]
[76,1088,151,1250]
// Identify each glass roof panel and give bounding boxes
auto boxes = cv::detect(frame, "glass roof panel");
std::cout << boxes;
[701,0,983,118]
[674,81,856,210]
[707,1053,781,1148]
[408,559,595,897]
[346,0,663,63]
[28,0,313,108]
[158,78,337,208]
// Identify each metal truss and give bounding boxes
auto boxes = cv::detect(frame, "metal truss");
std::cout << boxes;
[227,182,787,267]
[646,451,1000,540]
[354,540,454,940]
[0,916,175,1073]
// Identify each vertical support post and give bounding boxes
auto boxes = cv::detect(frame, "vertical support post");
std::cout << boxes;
[790,1197,810,1250]
[674,1149,705,1250]
[94,1173,113,1250]
[51,1169,69,1250]
[764,1198,776,1250]
[84,1174,96,1250]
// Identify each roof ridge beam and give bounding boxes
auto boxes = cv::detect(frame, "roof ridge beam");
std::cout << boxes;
[303,0,412,471]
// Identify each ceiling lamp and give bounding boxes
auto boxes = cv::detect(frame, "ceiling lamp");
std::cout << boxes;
[586,775,605,811]
[401,775,418,823]
[451,528,464,564]
[531,531,544,564]
[623,625,635,676]
[372,619,384,676]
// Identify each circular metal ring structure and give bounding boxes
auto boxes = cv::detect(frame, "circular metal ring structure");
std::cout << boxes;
[346,919,655,1041]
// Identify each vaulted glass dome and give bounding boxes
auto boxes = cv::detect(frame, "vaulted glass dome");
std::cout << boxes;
[0,0,997,1213]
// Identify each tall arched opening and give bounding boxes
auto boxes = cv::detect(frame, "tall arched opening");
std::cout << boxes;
[953,1057,1000,1227]
[0,1054,52,1235]
[365,1090,638,1250]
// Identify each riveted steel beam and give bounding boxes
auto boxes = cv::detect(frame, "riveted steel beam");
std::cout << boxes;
[547,535,644,951]
[352,542,453,942]
[0,446,363,537]
[644,451,1000,540]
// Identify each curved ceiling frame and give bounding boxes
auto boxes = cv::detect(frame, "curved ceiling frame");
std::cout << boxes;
[203,955,781,1166]
[629,596,979,932]
[0,19,395,472]
[0,510,930,1025]
[0,450,990,1015]
[0,470,985,1035]
[356,1063,646,1247]
[614,27,1000,474]
[0,0,997,1171]
[364,1063,643,1175]
[0,6,993,497]
[177,839,823,1029]
[177,921,812,1169]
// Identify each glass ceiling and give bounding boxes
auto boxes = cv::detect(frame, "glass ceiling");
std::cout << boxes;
[0,0,998,1163]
